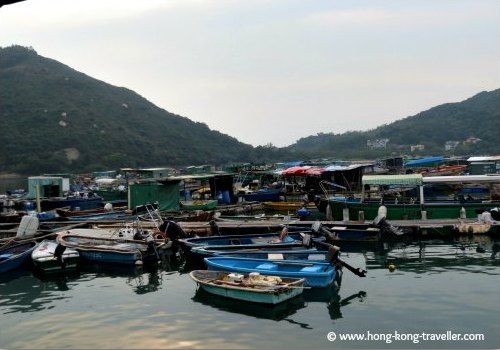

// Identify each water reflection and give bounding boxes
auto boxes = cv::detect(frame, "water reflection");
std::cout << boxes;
[0,260,182,316]
[304,287,367,321]
[79,260,180,295]
[191,282,368,326]
[365,235,500,274]
[192,287,307,323]
[0,271,77,314]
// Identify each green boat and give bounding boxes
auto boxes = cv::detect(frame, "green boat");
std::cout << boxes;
[328,174,500,221]
[180,199,218,211]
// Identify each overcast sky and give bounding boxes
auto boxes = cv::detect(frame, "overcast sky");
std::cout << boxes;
[1,0,499,147]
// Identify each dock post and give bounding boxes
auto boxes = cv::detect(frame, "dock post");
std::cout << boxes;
[342,208,349,222]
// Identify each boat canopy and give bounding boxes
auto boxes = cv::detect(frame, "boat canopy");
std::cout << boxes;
[422,175,500,184]
[362,174,423,186]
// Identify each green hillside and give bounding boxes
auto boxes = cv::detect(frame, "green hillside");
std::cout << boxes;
[1,45,498,175]
[0,46,295,174]
[287,89,500,159]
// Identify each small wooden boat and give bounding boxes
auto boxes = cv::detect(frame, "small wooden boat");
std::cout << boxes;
[262,201,317,212]
[204,256,339,288]
[180,199,218,211]
[0,241,38,273]
[31,239,80,272]
[55,233,170,265]
[189,269,305,304]
[55,206,128,218]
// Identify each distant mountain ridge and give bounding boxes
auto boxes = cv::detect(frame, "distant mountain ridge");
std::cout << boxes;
[286,89,500,159]
[1,45,498,175]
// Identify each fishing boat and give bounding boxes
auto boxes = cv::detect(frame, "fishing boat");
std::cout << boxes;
[31,239,80,272]
[0,241,38,273]
[204,256,339,288]
[243,186,284,202]
[189,269,306,304]
[55,233,169,265]
[327,174,500,221]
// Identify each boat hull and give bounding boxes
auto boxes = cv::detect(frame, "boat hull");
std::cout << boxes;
[31,240,79,272]
[190,270,304,304]
[0,241,37,273]
[56,234,158,265]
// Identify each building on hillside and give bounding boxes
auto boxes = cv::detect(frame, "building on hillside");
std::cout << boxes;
[445,141,460,151]
[367,139,389,149]
[467,156,500,175]
[410,144,425,152]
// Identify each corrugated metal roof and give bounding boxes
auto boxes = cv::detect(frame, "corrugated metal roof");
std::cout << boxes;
[324,163,373,172]
[362,174,423,186]
[467,156,500,162]
[422,175,500,184]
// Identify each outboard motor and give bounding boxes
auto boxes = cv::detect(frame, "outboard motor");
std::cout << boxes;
[209,220,221,236]
[53,243,67,268]
[324,243,367,278]
[490,207,500,221]
[297,207,311,221]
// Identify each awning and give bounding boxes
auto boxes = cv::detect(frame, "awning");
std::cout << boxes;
[324,163,374,172]
[362,174,423,186]
[281,166,324,176]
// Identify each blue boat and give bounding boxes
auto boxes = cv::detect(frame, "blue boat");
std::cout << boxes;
[192,246,329,261]
[243,187,283,202]
[0,241,38,273]
[55,234,170,266]
[178,230,311,253]
[204,256,339,288]
[189,269,305,304]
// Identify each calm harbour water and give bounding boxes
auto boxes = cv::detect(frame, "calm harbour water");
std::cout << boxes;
[1,236,499,349]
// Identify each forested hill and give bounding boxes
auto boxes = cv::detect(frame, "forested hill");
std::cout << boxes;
[0,45,291,174]
[286,88,500,159]
[1,45,498,175]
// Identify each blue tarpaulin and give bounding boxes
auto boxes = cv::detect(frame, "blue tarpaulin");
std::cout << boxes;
[404,156,444,167]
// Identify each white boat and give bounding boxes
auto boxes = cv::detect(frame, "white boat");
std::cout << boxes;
[31,239,79,272]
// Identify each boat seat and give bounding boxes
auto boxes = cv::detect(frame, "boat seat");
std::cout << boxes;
[256,262,278,270]
[300,265,323,273]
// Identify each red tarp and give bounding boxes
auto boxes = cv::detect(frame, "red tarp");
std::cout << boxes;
[281,166,324,176]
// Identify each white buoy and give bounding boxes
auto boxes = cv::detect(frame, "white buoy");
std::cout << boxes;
[342,208,349,222]
[378,205,387,218]
[104,203,113,210]
[460,206,466,219]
